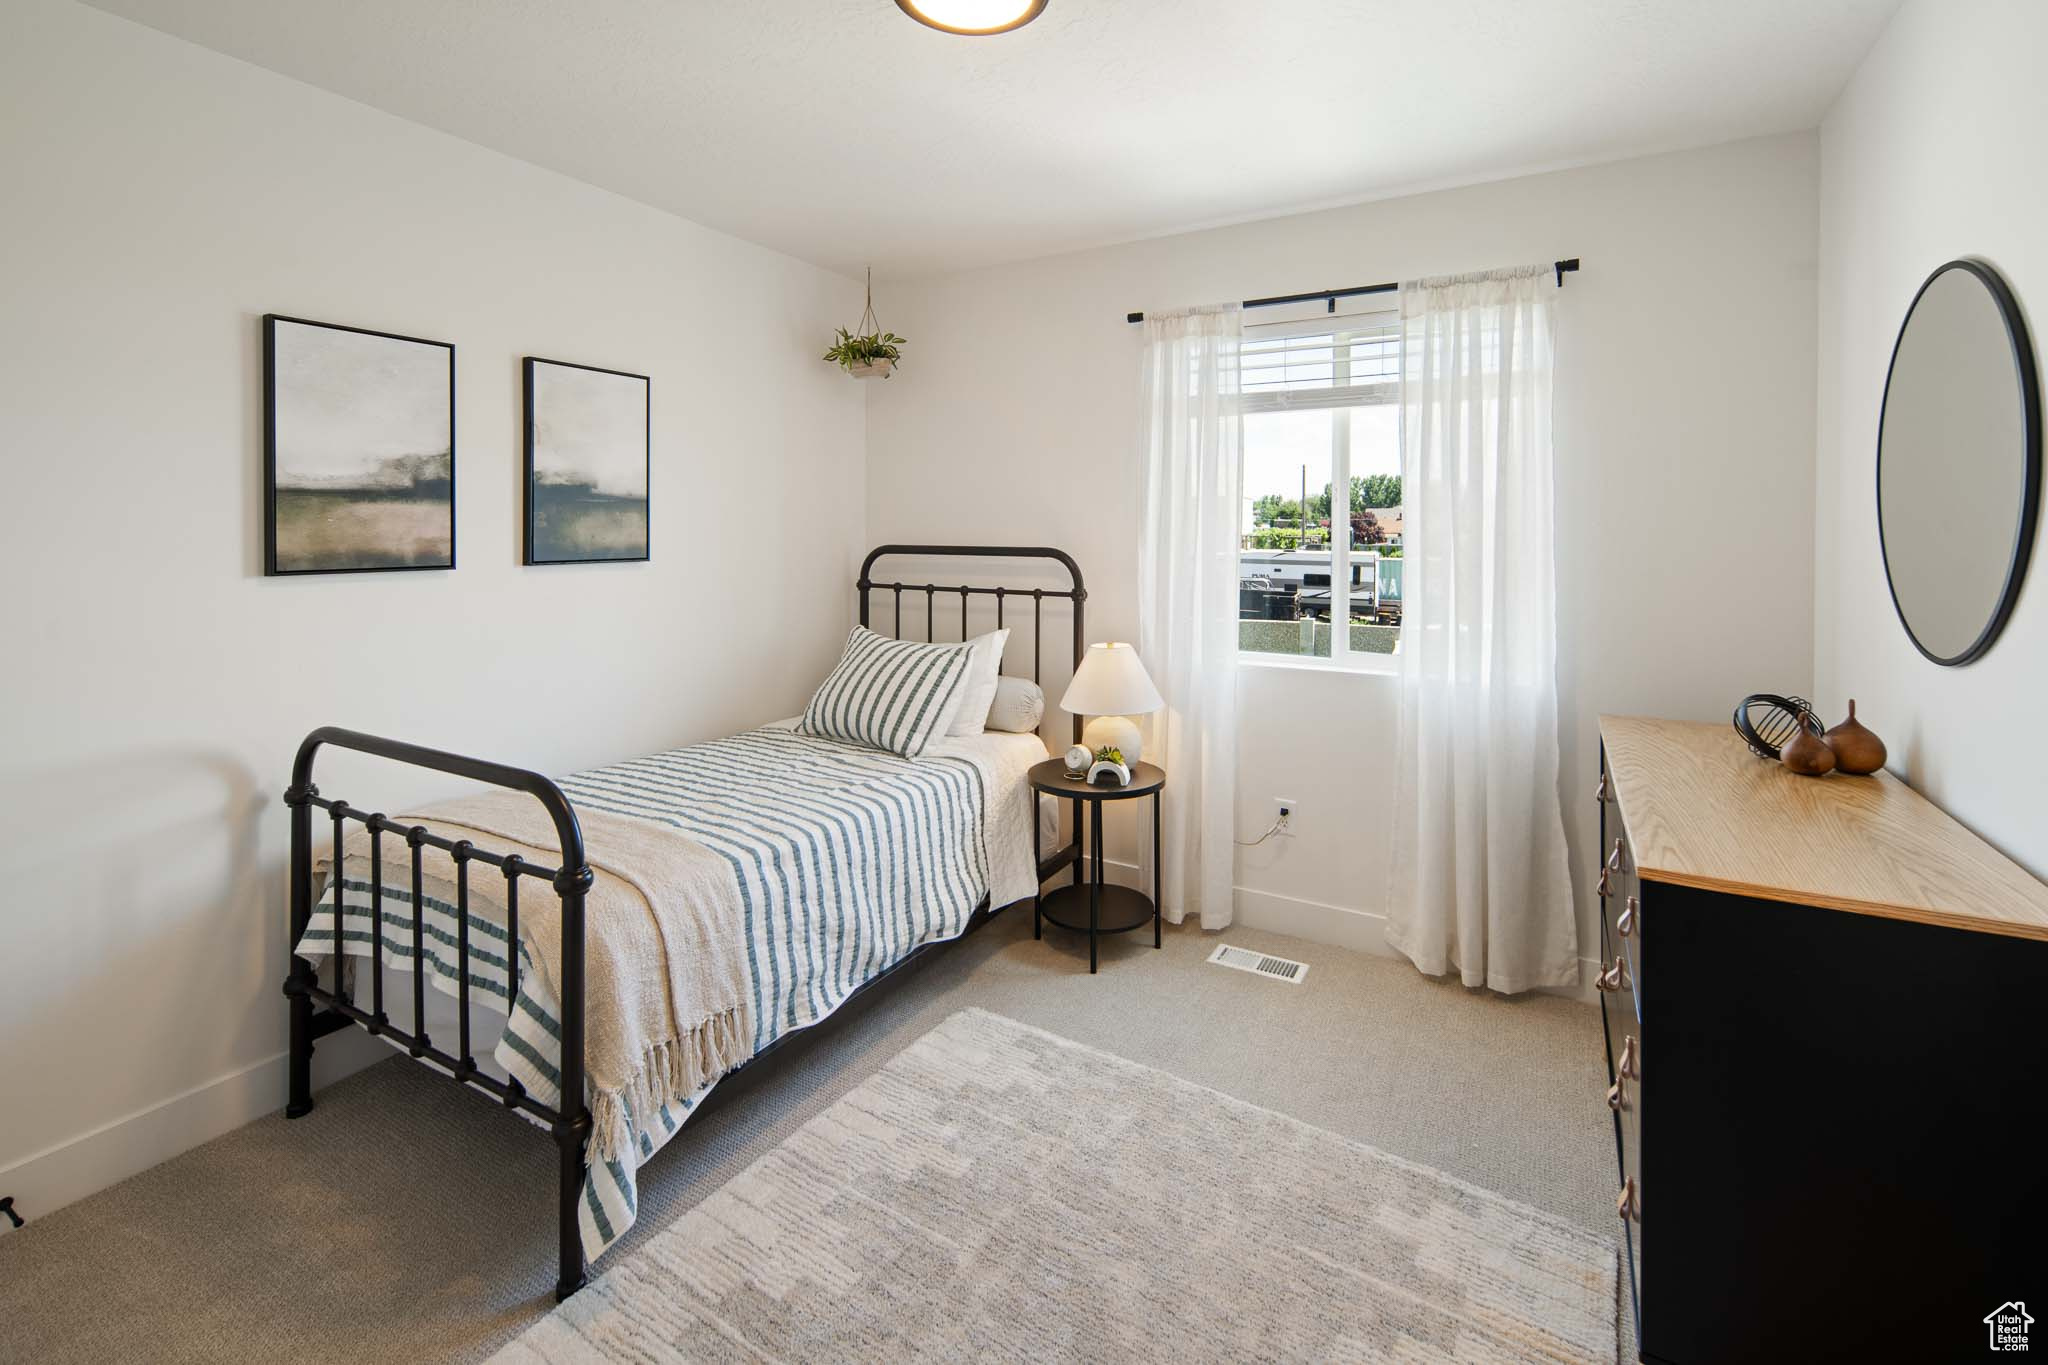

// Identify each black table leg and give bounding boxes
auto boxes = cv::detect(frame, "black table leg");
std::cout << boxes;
[1032,786,1042,941]
[1152,788,1162,949]
[1089,799,1102,974]
[1071,796,1083,888]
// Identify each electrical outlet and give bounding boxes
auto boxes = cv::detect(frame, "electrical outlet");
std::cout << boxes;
[1274,798,1297,835]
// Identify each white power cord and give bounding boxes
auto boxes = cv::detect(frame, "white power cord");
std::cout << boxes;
[1236,811,1288,847]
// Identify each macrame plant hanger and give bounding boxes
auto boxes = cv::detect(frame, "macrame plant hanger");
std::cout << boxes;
[857,267,881,340]
[833,266,900,379]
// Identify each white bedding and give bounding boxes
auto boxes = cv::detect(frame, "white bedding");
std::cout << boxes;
[360,721,1053,1095]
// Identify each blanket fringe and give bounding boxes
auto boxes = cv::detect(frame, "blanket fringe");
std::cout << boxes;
[587,1004,752,1163]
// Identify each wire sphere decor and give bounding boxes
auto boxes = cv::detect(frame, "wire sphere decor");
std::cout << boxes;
[1733,693,1822,761]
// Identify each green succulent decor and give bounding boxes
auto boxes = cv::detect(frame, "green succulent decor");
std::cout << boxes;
[827,268,905,377]
[1095,745,1124,766]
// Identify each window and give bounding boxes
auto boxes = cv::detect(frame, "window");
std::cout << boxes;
[1238,304,1402,669]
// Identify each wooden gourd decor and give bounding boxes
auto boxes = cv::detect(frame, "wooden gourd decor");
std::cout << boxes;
[1779,706,1837,777]
[1824,699,1888,775]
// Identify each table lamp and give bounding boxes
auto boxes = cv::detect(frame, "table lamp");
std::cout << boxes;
[1059,642,1163,766]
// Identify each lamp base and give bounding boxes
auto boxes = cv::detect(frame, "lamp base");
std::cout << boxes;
[1081,715,1142,767]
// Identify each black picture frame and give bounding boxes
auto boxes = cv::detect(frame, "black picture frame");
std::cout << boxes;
[1875,259,2042,667]
[264,314,456,576]
[522,356,652,566]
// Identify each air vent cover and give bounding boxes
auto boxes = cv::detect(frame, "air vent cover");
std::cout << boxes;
[1207,943,1309,984]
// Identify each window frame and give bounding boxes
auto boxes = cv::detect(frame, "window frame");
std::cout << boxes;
[1237,298,1402,676]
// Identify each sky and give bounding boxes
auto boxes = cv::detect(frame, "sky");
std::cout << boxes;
[530,362,649,496]
[273,321,449,484]
[1243,404,1399,506]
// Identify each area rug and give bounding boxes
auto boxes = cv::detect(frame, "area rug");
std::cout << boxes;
[490,1008,1615,1363]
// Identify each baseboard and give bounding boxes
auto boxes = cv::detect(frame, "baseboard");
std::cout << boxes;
[1096,857,1601,1004]
[0,1027,387,1234]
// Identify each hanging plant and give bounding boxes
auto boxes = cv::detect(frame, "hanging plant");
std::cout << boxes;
[825,268,906,379]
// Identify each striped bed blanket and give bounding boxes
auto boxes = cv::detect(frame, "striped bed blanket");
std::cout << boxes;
[296,722,1041,1262]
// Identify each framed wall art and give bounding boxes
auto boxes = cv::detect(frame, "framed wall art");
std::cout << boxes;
[523,357,650,565]
[264,314,455,575]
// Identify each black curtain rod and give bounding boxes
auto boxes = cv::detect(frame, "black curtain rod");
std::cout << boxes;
[1124,258,1579,324]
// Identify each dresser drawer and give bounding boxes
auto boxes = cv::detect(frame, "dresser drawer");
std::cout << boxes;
[1610,1030,1642,1191]
[1596,947,1637,1037]
[1598,800,1642,1030]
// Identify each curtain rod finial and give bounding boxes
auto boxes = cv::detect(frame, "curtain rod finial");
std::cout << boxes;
[1555,258,1580,287]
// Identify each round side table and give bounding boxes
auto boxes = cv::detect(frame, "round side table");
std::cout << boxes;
[1026,758,1165,973]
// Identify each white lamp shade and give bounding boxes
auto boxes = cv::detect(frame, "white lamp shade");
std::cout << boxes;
[1059,642,1163,716]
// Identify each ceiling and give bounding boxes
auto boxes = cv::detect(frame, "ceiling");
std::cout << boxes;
[87,0,1899,278]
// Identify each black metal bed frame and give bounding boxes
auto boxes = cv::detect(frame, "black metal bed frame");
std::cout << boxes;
[281,545,1084,1302]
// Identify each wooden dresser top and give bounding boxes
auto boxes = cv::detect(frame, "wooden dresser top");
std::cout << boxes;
[1600,715,2048,941]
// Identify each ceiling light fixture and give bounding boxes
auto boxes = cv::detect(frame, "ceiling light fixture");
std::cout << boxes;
[895,0,1047,36]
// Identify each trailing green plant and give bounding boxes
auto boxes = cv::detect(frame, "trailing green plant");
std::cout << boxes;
[823,326,906,369]
[827,267,906,373]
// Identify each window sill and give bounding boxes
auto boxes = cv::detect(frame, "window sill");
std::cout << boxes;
[1237,653,1399,679]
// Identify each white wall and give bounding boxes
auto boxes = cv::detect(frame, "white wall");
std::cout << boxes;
[0,0,865,1220]
[867,134,1823,979]
[1814,0,2048,879]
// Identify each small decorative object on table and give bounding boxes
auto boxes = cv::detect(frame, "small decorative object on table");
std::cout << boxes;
[1733,693,1820,761]
[1063,743,1093,778]
[1779,705,1837,776]
[1824,699,1888,775]
[1086,745,1131,787]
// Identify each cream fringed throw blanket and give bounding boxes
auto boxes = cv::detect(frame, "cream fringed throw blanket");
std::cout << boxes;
[321,790,753,1163]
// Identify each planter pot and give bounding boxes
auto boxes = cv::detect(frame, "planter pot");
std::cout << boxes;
[845,359,895,379]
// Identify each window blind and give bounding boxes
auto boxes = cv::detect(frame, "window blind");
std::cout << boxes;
[1241,311,1399,413]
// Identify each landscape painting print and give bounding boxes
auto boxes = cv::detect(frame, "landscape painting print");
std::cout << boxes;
[264,315,454,574]
[524,358,650,564]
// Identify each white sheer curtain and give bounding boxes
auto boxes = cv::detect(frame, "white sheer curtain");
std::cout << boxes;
[1136,304,1242,929]
[1385,267,1578,992]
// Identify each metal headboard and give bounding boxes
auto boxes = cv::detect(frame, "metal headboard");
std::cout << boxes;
[856,544,1086,745]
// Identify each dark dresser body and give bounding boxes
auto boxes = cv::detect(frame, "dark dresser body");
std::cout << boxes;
[1596,716,2048,1363]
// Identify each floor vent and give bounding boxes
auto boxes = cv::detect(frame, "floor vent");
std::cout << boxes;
[1207,943,1309,984]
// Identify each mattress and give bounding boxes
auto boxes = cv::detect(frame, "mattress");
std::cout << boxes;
[374,721,1054,1094]
[301,720,1053,1263]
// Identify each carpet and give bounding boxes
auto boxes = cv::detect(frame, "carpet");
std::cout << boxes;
[490,1007,1615,1363]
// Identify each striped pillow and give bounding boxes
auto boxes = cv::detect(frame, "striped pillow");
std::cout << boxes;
[799,626,975,758]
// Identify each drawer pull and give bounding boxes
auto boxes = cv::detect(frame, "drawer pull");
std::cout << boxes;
[1617,896,1637,938]
[1606,838,1624,872]
[1607,1079,1626,1112]
[1617,1178,1639,1222]
[1618,1035,1640,1081]
[1597,868,1612,898]
[1595,773,1610,803]
[1596,958,1627,993]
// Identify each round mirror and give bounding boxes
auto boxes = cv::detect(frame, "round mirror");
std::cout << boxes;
[1878,260,2041,666]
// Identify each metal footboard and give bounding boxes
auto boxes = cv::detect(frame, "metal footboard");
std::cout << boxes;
[281,725,595,1301]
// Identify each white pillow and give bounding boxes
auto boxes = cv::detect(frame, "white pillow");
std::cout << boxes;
[984,674,1045,734]
[946,628,1011,736]
[798,626,975,758]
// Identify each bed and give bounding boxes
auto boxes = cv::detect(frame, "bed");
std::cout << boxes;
[281,546,1086,1300]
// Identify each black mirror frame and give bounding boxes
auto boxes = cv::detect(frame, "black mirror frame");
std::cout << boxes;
[1877,258,2042,667]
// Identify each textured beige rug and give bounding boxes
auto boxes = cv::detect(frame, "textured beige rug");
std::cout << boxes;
[490,1008,1615,1363]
